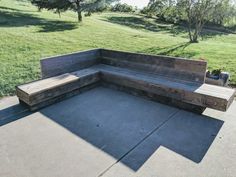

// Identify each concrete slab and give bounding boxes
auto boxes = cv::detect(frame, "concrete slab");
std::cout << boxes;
[0,96,24,116]
[102,103,236,177]
[0,87,235,177]
[0,87,178,177]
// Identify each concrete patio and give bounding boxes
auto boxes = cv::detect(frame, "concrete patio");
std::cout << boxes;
[0,86,236,177]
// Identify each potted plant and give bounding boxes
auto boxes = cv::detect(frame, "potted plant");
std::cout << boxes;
[205,68,230,86]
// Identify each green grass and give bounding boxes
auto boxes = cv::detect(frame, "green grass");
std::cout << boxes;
[0,0,236,96]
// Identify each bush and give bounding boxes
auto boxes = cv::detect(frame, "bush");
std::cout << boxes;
[111,3,134,13]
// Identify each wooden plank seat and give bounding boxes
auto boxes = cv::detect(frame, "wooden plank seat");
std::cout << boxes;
[16,68,100,111]
[16,49,235,112]
[94,64,235,112]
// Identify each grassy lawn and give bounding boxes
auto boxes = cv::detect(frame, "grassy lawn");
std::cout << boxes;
[0,0,236,97]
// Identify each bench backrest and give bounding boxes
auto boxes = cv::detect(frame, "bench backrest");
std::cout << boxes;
[40,48,207,84]
[100,49,207,84]
[40,49,100,78]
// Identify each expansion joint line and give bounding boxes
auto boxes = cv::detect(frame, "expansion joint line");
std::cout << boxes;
[98,109,180,177]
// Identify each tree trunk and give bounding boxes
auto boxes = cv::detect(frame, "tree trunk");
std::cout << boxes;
[76,1,82,22]
[191,24,200,43]
[187,24,193,42]
[77,10,82,22]
[57,10,61,18]
[192,32,199,43]
[186,5,193,43]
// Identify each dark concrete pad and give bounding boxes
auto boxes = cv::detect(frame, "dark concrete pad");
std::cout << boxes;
[1,87,235,177]
[0,87,178,177]
[0,96,30,126]
[102,104,236,177]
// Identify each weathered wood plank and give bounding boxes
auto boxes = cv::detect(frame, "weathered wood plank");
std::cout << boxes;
[18,73,78,95]
[95,65,235,111]
[27,82,100,111]
[16,49,235,112]
[101,57,205,84]
[100,49,207,84]
[16,68,100,106]
[101,49,206,71]
[102,82,206,114]
[40,49,101,78]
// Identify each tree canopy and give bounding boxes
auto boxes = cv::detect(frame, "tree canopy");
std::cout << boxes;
[31,0,117,22]
[141,0,236,42]
[111,3,135,13]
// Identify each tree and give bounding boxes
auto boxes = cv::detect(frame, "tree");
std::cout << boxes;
[31,0,117,22]
[210,0,235,26]
[141,0,181,23]
[176,0,215,43]
[111,3,134,13]
[143,0,235,42]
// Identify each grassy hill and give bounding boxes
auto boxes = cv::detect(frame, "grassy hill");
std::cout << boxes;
[0,0,236,96]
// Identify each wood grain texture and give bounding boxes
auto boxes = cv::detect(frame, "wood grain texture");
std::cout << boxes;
[102,82,206,114]
[16,49,235,112]
[95,65,235,111]
[16,68,100,106]
[28,82,100,111]
[100,49,207,84]
[40,49,101,78]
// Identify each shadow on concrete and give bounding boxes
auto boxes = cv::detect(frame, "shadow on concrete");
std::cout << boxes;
[0,88,224,170]
[120,110,224,170]
[0,103,31,126]
[0,10,78,32]
[37,87,224,171]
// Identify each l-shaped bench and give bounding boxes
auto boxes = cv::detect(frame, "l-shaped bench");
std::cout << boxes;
[16,49,236,113]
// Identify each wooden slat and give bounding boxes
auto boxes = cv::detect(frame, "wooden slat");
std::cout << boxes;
[16,68,100,106]
[40,49,101,78]
[101,57,205,84]
[18,73,78,95]
[100,49,207,84]
[93,65,235,111]
[28,82,100,111]
[101,49,206,71]
[16,49,235,112]
[102,82,206,114]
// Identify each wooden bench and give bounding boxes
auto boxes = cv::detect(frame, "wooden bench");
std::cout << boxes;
[17,68,100,111]
[16,49,235,112]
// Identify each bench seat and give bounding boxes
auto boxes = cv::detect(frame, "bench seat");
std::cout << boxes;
[16,68,100,111]
[94,65,235,112]
[17,64,235,112]
[16,49,235,112]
